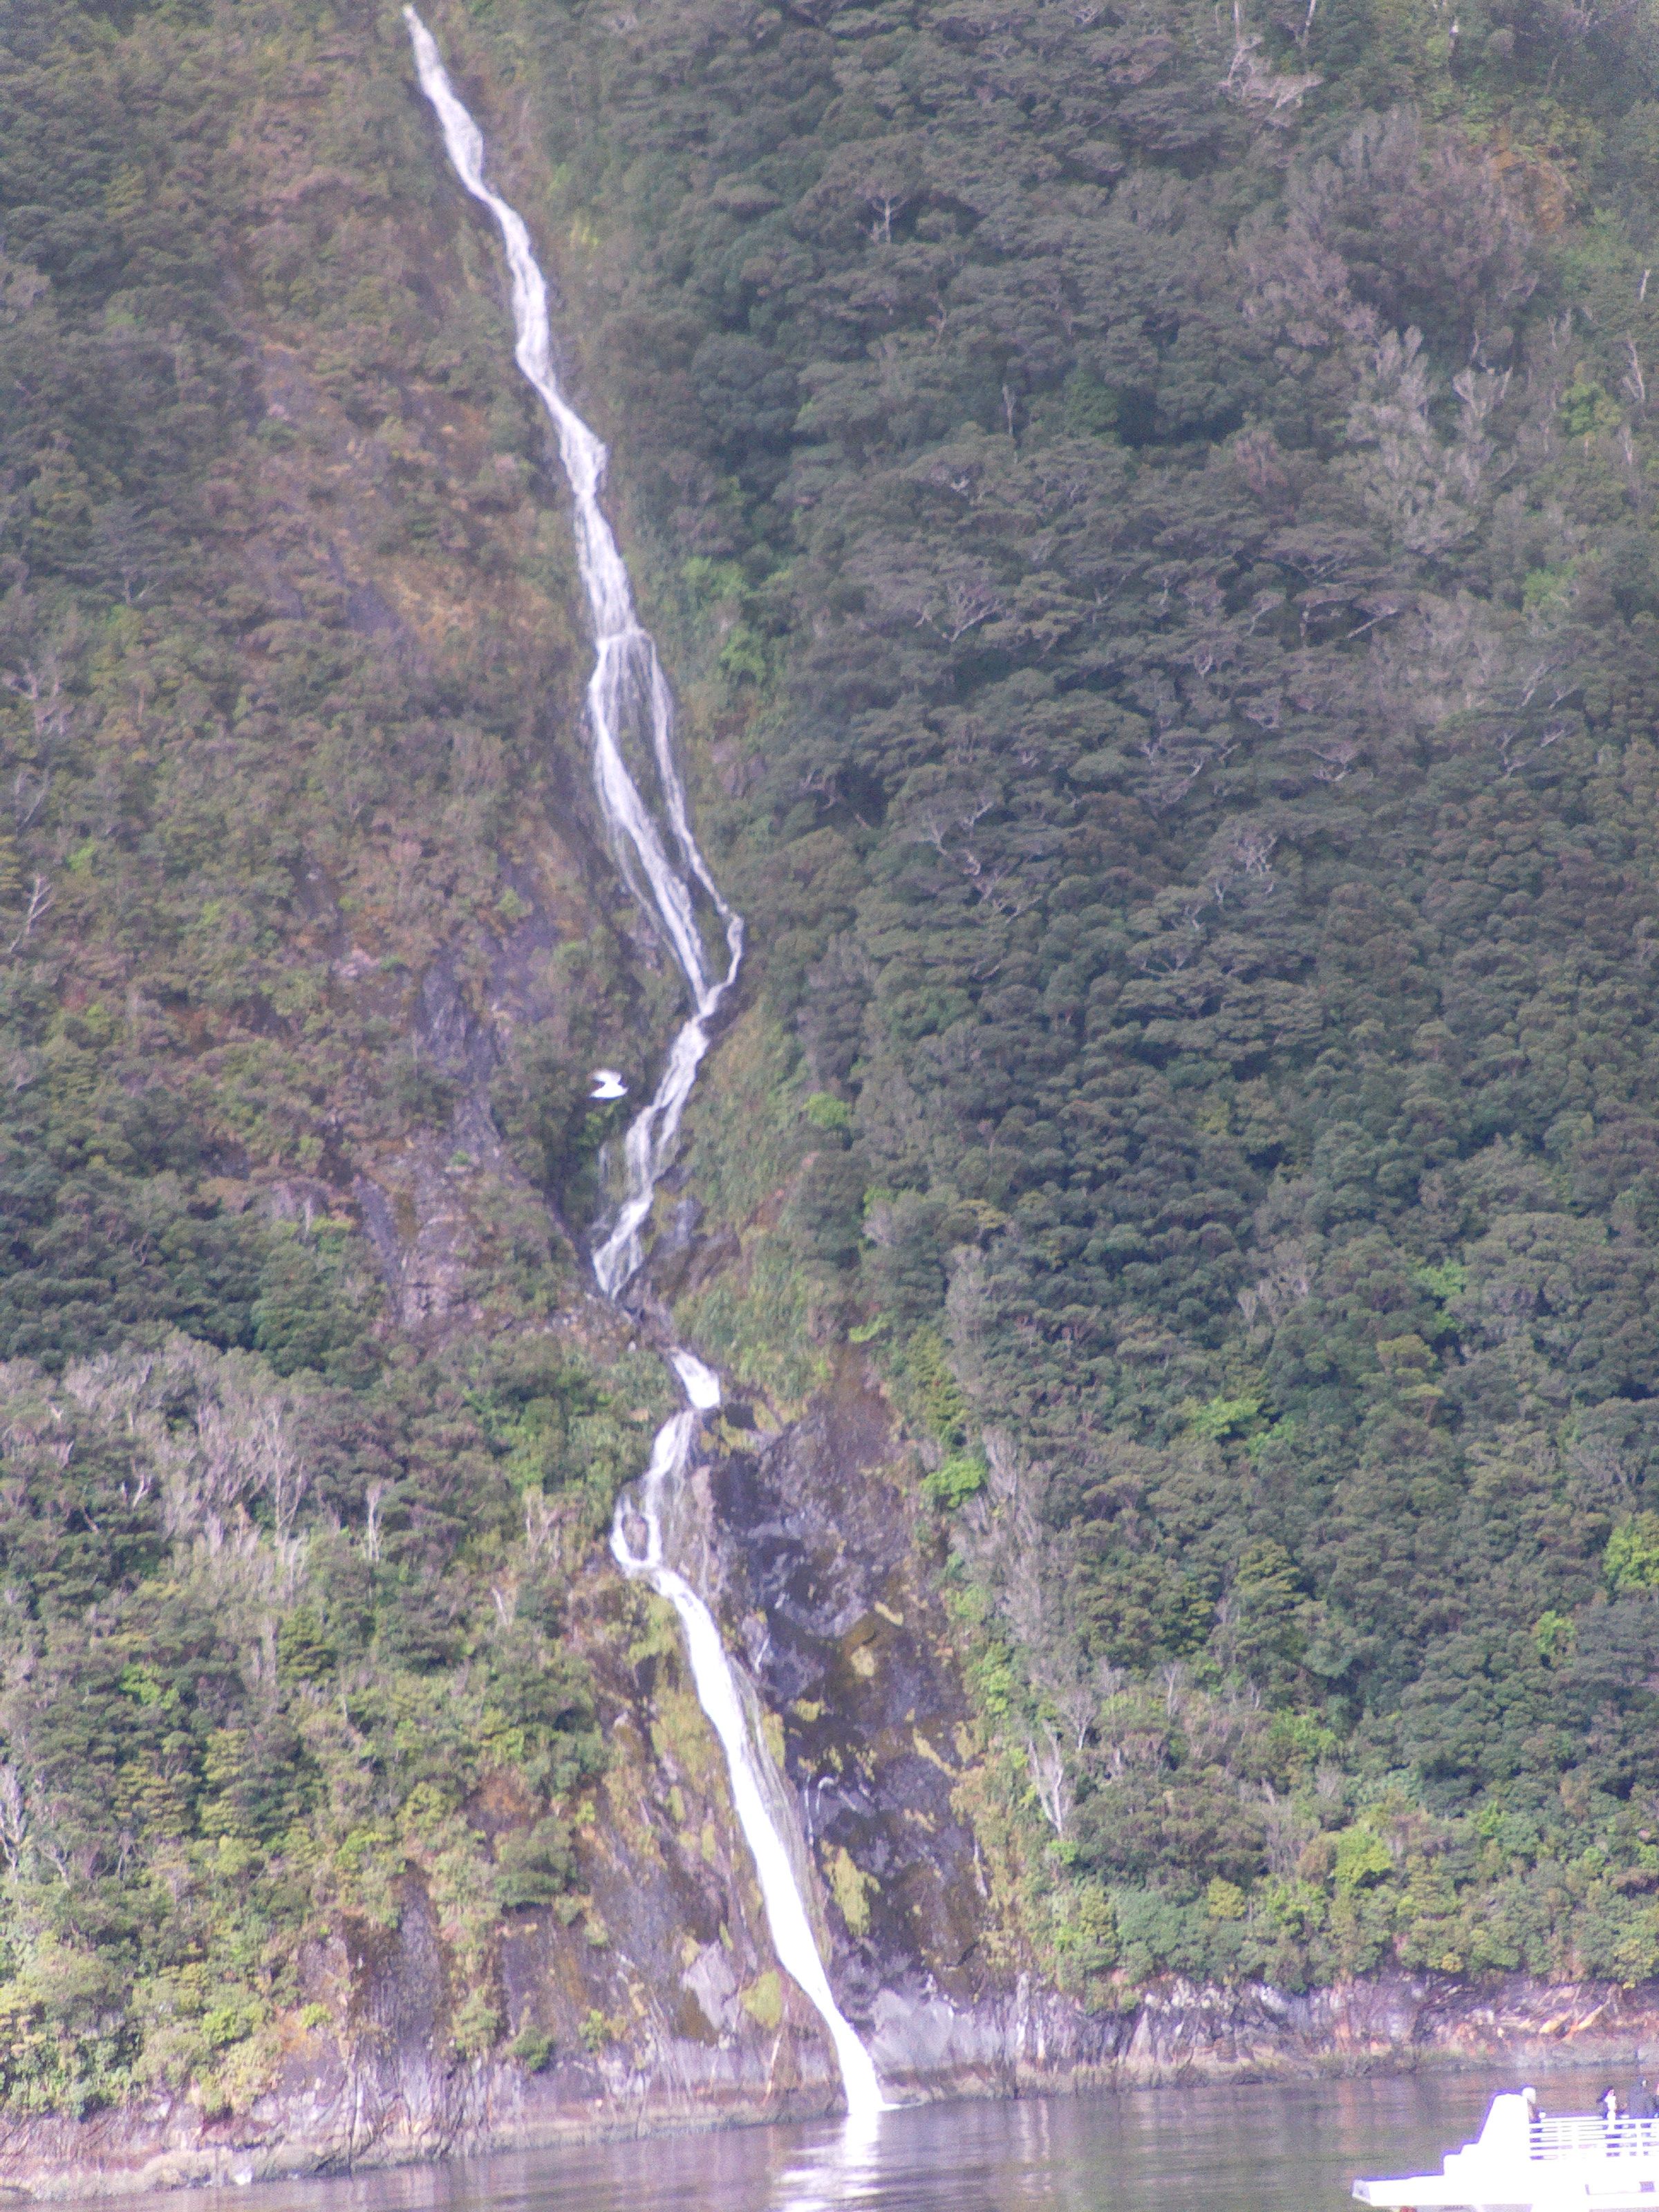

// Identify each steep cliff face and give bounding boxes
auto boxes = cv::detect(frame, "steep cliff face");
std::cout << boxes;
[698,1365,996,2047]
[247,0,994,2108]
[12,0,1659,2180]
[0,0,1040,2157]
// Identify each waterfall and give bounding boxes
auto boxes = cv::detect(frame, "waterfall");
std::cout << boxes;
[404,11,885,2125]
[609,1358,886,2119]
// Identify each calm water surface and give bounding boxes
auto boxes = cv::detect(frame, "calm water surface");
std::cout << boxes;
[140,2065,1629,2212]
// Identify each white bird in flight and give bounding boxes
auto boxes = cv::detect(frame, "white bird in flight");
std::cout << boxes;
[590,1068,628,1100]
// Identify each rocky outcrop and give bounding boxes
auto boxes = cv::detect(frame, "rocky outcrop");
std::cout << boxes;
[688,1353,994,2039]
[863,1971,1659,2098]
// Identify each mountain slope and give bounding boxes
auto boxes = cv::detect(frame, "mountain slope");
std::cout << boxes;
[456,0,1659,1996]
[3,0,1659,2160]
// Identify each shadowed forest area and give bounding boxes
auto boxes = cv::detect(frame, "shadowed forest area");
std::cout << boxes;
[3,0,1659,2133]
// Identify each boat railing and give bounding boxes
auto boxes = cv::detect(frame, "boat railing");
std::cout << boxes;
[1528,2116,1659,2162]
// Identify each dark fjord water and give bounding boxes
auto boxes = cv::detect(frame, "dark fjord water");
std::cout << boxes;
[119,2066,1629,2212]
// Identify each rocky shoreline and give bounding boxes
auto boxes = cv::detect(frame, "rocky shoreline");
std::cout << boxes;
[6,1974,1658,2200]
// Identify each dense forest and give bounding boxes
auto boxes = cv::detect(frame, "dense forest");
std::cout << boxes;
[480,0,1659,2002]
[4,0,1659,2132]
[0,0,684,2113]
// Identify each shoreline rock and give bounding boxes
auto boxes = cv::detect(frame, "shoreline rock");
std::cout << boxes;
[5,1973,1657,2199]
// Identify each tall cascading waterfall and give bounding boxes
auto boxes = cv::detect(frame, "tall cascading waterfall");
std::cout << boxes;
[404,12,886,2125]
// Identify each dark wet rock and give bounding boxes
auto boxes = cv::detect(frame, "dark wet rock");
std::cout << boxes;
[698,1359,991,2044]
[673,1353,1030,2099]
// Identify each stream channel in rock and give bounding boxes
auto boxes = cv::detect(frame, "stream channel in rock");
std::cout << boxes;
[404,9,886,2127]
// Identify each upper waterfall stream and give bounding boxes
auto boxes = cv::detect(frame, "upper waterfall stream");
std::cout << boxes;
[404,10,885,2124]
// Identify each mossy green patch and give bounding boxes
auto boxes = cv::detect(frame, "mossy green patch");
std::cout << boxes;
[738,1969,782,2030]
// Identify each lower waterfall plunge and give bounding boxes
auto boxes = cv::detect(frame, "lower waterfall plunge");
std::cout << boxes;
[404,11,885,2124]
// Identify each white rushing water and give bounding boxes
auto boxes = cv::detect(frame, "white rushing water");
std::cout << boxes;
[404,12,885,2124]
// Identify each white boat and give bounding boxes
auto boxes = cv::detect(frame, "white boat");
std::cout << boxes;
[1354,2092,1659,2212]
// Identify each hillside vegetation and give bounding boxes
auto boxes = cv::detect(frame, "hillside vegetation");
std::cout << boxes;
[0,0,676,2115]
[462,0,1659,1996]
[3,0,1659,2128]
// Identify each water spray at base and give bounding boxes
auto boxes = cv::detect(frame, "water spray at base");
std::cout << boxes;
[404,10,885,2123]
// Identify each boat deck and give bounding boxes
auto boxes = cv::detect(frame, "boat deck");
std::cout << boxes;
[1356,2097,1659,2211]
